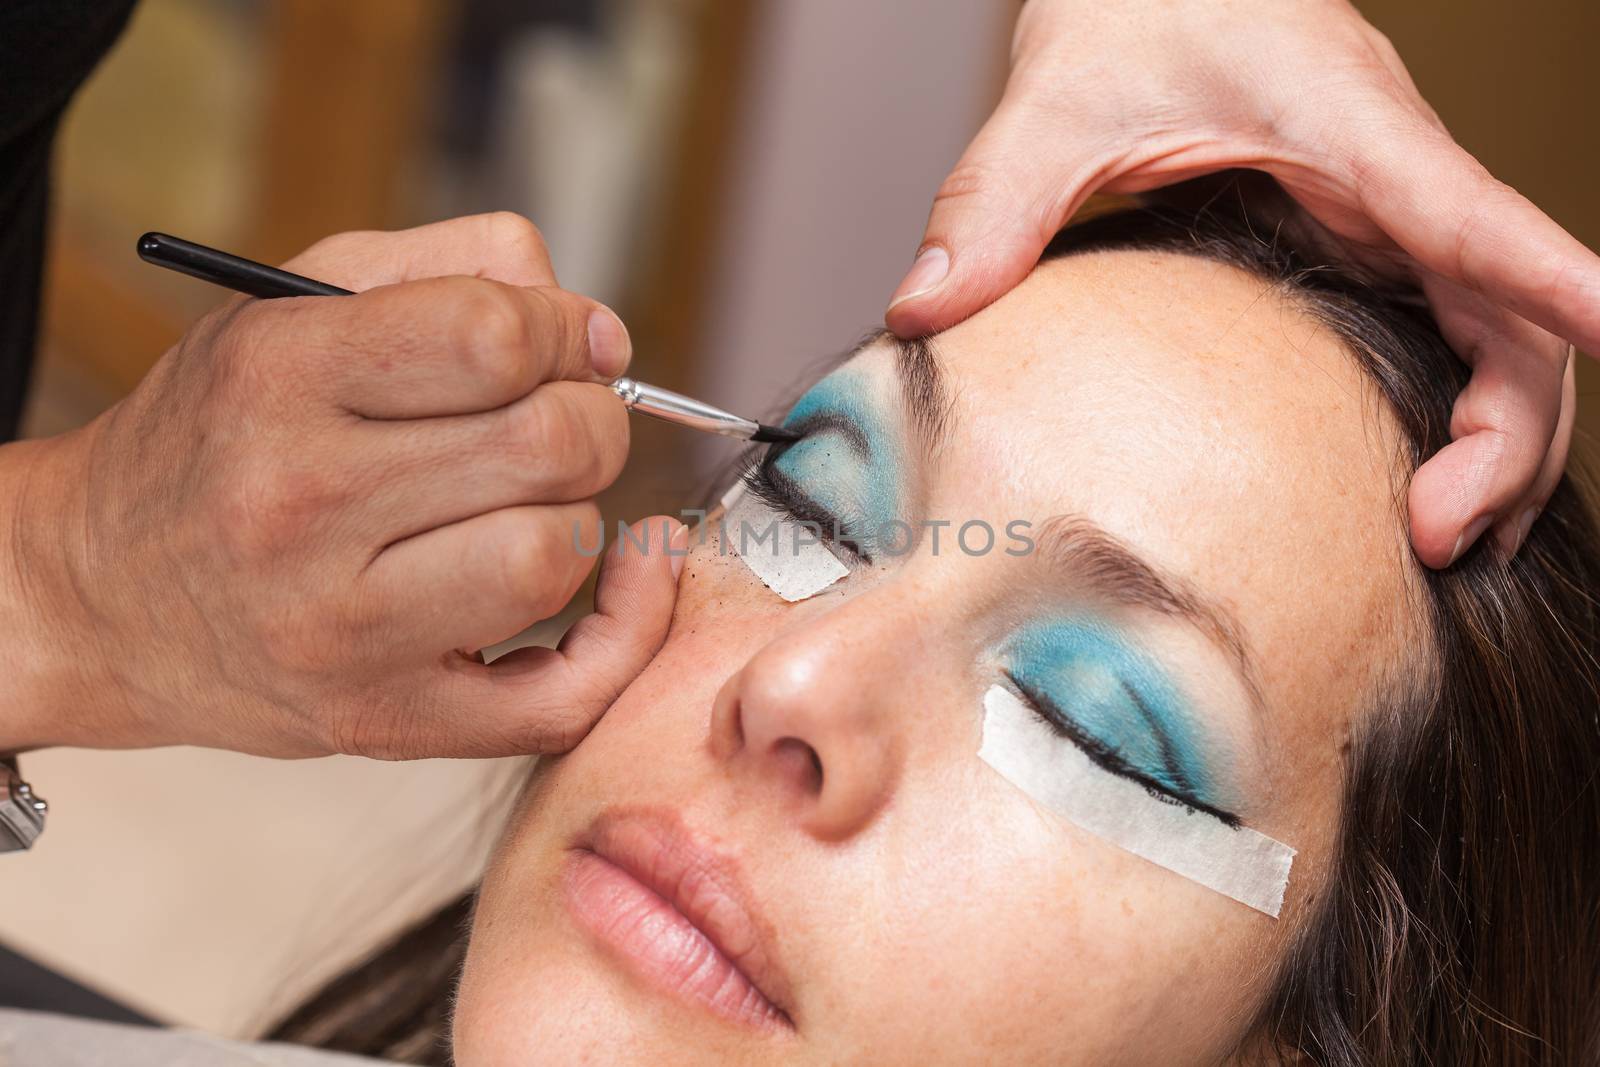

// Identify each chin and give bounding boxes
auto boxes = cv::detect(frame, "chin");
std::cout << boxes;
[454,955,781,1067]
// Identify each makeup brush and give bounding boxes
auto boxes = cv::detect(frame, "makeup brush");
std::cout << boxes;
[610,378,795,443]
[136,232,799,445]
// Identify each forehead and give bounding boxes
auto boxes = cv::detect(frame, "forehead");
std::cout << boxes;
[893,248,1421,766]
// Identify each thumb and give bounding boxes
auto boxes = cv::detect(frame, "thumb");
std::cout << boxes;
[1406,275,1571,568]
[469,515,686,754]
[886,94,1091,337]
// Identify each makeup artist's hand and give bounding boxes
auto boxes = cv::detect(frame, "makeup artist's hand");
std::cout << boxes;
[0,213,682,759]
[887,0,1591,568]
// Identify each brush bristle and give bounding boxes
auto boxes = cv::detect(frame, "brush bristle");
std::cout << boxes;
[752,424,801,444]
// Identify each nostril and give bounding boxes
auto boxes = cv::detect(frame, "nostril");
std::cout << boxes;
[771,737,824,795]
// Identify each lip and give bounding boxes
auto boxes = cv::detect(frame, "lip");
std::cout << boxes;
[562,806,794,1032]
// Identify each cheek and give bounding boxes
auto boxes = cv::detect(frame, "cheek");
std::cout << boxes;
[935,713,1314,1055]
[669,526,796,627]
[784,758,1281,1062]
[577,536,787,741]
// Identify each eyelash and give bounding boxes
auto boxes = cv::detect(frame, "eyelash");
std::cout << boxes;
[740,439,872,564]
[1005,671,1240,826]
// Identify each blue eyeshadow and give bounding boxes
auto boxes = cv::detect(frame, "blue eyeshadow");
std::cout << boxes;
[1004,619,1221,807]
[770,373,901,537]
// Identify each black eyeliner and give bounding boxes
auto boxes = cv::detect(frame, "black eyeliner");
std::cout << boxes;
[785,411,872,459]
[1119,679,1197,799]
[1005,672,1242,828]
[741,437,872,563]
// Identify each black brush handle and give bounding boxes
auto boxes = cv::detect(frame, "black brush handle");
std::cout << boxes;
[136,232,353,300]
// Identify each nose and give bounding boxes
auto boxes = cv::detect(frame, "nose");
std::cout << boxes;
[708,599,918,841]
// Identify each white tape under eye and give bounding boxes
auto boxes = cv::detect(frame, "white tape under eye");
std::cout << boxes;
[719,483,848,602]
[978,685,1295,917]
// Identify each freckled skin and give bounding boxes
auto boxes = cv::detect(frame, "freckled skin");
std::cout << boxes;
[455,251,1422,1066]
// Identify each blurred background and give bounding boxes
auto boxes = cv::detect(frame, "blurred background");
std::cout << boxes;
[2,0,1594,1040]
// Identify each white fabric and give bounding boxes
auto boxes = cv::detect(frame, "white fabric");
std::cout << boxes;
[0,1009,391,1067]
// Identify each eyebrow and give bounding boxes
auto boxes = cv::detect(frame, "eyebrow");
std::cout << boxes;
[1032,515,1269,721]
[871,337,1266,718]
[885,331,953,456]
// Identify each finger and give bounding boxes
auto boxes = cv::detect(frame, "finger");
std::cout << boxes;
[1353,124,1600,356]
[478,515,686,753]
[408,516,685,757]
[354,381,629,544]
[1490,348,1575,558]
[257,274,630,418]
[885,92,1096,338]
[283,212,561,290]
[1406,276,1569,567]
[363,501,604,659]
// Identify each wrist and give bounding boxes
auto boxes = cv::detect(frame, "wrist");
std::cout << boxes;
[0,428,130,749]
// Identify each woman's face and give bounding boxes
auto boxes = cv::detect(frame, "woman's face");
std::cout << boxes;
[455,250,1420,1065]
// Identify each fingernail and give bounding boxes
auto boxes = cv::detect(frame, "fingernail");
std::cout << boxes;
[1448,514,1494,565]
[888,246,950,308]
[587,306,631,378]
[1505,506,1540,557]
[1490,506,1541,560]
[668,521,690,581]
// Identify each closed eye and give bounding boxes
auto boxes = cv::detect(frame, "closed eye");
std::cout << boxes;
[1005,672,1241,826]
[742,442,872,563]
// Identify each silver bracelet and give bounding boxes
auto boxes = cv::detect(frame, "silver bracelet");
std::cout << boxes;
[0,757,47,851]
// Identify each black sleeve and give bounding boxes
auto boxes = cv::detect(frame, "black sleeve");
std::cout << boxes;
[0,0,140,442]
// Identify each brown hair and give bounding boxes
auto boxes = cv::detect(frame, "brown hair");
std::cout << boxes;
[269,178,1600,1065]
